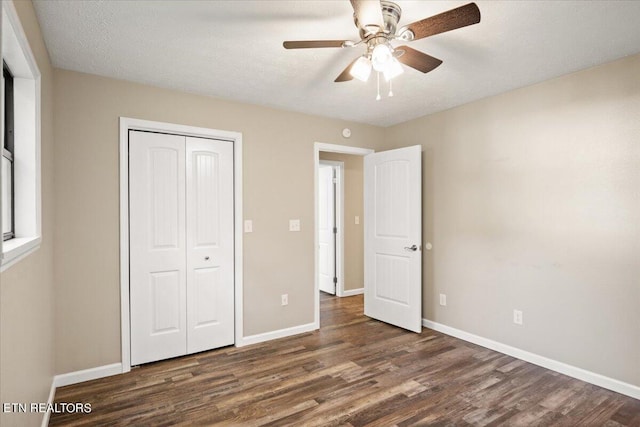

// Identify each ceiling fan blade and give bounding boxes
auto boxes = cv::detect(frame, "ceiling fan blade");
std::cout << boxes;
[283,40,347,49]
[350,0,384,32]
[395,46,443,73]
[335,58,359,82]
[403,3,480,41]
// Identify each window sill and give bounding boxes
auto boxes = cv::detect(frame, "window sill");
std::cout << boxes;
[1,236,41,272]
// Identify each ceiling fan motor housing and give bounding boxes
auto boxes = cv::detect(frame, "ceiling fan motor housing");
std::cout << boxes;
[381,1,402,35]
[356,1,402,39]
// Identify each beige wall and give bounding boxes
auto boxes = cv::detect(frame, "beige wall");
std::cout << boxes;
[3,2,636,408]
[53,54,640,387]
[386,54,640,386]
[319,152,364,292]
[0,1,56,426]
[53,69,387,373]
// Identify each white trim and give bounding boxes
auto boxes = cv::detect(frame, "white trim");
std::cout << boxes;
[118,119,130,373]
[54,363,123,388]
[319,160,344,297]
[236,322,316,347]
[0,236,40,272]
[41,363,122,427]
[233,134,244,351]
[316,143,374,156]
[342,287,364,297]
[119,117,243,373]
[314,143,373,328]
[1,0,42,270]
[41,378,56,427]
[422,319,640,400]
[2,1,40,78]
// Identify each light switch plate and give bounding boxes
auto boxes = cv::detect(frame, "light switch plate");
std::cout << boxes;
[289,219,301,232]
[355,216,360,225]
[439,294,447,306]
[244,220,253,233]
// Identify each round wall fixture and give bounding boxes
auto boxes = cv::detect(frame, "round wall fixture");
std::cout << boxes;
[342,128,352,138]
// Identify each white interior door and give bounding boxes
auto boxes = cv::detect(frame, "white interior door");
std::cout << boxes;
[186,136,235,353]
[130,131,187,365]
[364,145,422,333]
[130,131,235,365]
[318,163,336,295]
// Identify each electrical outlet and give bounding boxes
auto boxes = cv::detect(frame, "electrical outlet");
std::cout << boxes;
[281,294,288,306]
[244,220,253,233]
[289,219,300,232]
[513,309,523,325]
[439,293,447,306]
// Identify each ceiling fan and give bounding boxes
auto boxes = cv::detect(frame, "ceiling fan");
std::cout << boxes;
[283,1,481,85]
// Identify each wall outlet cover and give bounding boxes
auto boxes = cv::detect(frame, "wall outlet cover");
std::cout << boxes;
[513,309,523,325]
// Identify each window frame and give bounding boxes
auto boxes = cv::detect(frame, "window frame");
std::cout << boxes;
[3,61,15,241]
[1,0,42,271]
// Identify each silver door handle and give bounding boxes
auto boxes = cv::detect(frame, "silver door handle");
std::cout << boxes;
[404,245,418,252]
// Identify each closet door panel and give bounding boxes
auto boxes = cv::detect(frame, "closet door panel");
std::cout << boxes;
[186,137,235,353]
[129,131,187,365]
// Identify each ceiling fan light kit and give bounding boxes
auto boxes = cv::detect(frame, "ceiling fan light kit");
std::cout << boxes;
[350,56,373,82]
[283,0,481,100]
[371,43,393,71]
[383,57,404,81]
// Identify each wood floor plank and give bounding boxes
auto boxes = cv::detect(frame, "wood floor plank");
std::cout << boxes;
[50,293,640,426]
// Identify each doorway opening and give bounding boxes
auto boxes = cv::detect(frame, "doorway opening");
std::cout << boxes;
[315,143,423,333]
[314,143,373,328]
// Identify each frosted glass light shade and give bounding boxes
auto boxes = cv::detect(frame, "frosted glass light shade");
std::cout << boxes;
[350,56,372,82]
[372,43,392,72]
[383,58,404,81]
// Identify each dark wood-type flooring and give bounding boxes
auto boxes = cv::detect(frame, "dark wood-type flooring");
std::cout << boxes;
[51,293,640,426]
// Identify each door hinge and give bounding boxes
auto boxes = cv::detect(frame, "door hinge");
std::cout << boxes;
[333,277,338,284]
[333,227,337,234]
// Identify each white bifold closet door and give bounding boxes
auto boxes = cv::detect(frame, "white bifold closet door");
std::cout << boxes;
[129,130,234,366]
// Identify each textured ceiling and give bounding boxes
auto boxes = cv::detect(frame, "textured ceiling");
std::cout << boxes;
[33,1,640,127]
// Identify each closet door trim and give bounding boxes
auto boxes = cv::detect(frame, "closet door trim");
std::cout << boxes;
[119,117,243,373]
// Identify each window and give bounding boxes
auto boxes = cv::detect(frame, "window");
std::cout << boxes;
[1,1,41,271]
[2,62,14,241]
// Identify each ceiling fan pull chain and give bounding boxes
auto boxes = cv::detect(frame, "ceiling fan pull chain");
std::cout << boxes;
[376,72,381,101]
[388,78,394,97]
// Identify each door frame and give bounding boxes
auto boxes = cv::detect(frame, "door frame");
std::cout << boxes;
[119,117,243,373]
[318,160,344,296]
[313,143,373,327]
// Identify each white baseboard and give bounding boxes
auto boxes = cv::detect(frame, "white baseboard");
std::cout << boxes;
[41,362,124,426]
[422,319,640,400]
[54,363,123,388]
[342,288,364,297]
[236,322,317,347]
[40,378,56,427]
